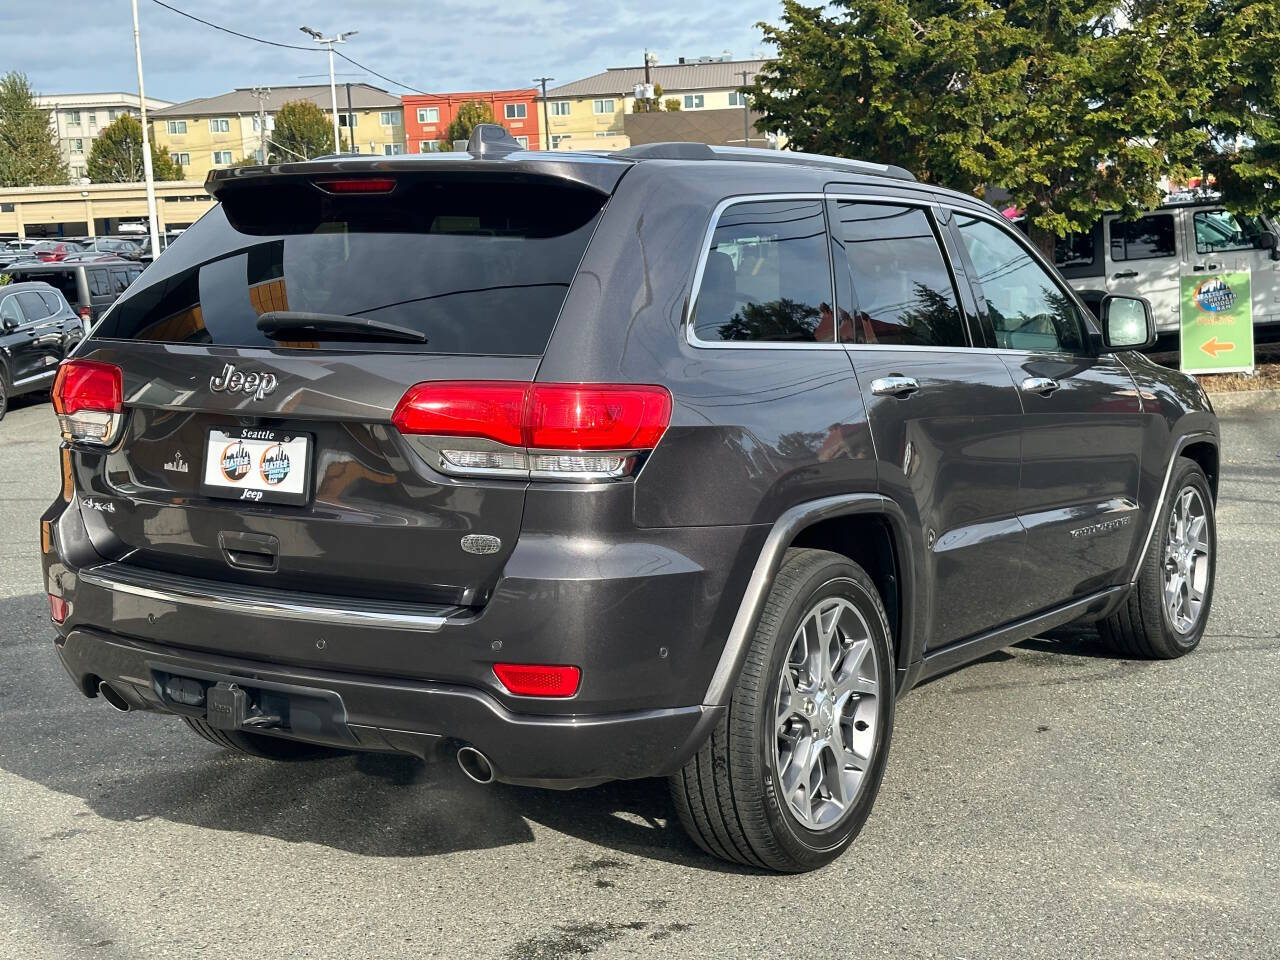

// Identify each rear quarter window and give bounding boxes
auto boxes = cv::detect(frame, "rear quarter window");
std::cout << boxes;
[93,177,606,355]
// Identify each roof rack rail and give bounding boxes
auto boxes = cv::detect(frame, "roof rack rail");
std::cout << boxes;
[609,142,916,182]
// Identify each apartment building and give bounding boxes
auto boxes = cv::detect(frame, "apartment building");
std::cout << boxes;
[151,84,405,180]
[35,93,173,182]
[540,57,765,151]
[403,89,541,152]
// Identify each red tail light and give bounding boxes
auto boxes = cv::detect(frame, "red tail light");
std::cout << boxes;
[392,381,672,481]
[53,359,123,445]
[314,177,398,194]
[78,305,92,321]
[48,594,68,624]
[493,663,581,698]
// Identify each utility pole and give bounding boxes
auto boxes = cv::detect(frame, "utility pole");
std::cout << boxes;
[301,26,357,153]
[737,70,752,147]
[250,87,270,163]
[130,0,160,258]
[345,82,354,148]
[533,76,554,150]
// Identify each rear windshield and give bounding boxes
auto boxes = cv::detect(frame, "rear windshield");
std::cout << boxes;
[92,176,606,355]
[9,268,79,305]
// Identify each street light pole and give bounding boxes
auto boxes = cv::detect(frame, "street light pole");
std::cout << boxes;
[130,0,160,258]
[533,76,554,151]
[301,26,357,153]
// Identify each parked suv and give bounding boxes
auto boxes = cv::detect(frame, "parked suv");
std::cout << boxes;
[41,129,1219,872]
[5,258,144,329]
[0,280,84,419]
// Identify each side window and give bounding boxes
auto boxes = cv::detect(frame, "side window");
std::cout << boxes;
[1193,209,1266,254]
[88,269,111,297]
[15,290,51,321]
[39,291,65,315]
[691,199,833,343]
[0,296,21,327]
[1110,214,1176,261]
[1055,231,1094,269]
[110,269,131,294]
[835,201,966,347]
[955,215,1085,353]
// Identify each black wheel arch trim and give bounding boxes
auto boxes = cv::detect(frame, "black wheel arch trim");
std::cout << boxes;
[1130,430,1219,587]
[701,493,920,707]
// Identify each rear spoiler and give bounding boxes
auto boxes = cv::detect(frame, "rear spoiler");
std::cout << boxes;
[207,126,631,199]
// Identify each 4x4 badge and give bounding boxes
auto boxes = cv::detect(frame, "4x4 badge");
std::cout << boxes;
[209,362,278,401]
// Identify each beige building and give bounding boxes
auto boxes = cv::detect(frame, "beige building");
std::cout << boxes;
[35,92,173,182]
[152,84,405,180]
[540,57,765,151]
[0,180,212,239]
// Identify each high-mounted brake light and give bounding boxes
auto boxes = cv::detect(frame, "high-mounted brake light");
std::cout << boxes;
[392,381,672,481]
[313,177,398,195]
[493,663,581,698]
[52,359,124,445]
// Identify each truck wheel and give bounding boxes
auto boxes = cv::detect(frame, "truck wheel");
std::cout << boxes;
[1100,456,1215,658]
[181,717,344,760]
[670,548,895,872]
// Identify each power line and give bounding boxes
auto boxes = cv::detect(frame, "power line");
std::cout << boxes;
[147,0,434,95]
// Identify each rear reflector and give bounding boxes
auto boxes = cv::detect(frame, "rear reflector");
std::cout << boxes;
[314,177,398,194]
[48,594,68,624]
[52,359,123,445]
[393,381,671,480]
[77,305,91,320]
[493,663,581,698]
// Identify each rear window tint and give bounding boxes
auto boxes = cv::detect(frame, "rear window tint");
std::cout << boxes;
[88,269,111,297]
[93,177,605,355]
[1110,215,1176,261]
[10,268,78,304]
[39,290,64,314]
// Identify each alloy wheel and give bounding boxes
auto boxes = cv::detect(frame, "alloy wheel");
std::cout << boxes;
[773,593,880,831]
[1163,485,1210,634]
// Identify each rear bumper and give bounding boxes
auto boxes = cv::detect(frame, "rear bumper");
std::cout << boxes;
[54,626,721,789]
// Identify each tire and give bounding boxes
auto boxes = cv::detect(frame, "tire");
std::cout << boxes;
[181,717,344,761]
[1100,456,1215,658]
[0,372,8,422]
[670,548,896,872]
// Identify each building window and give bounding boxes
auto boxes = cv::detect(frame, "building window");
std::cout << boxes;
[209,118,230,133]
[107,109,118,121]
[0,203,14,213]
[504,103,527,120]
[419,140,441,152]
[380,111,398,126]
[417,107,439,124]
[70,138,84,153]
[87,112,96,126]
[593,131,612,138]
[550,100,571,116]
[67,111,81,126]
[170,152,190,166]
[515,136,528,147]
[213,150,233,164]
[683,94,705,109]
[383,143,403,155]
[337,114,351,127]
[166,120,187,135]
[551,134,571,148]
[592,99,615,114]
[728,91,748,107]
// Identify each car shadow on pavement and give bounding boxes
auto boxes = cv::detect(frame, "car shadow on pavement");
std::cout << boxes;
[0,592,749,872]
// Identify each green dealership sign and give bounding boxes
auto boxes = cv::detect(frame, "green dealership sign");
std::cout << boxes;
[1179,270,1255,374]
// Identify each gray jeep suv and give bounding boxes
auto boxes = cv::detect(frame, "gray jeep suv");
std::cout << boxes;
[41,128,1219,872]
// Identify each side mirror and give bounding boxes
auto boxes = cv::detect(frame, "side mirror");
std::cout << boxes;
[1100,294,1156,350]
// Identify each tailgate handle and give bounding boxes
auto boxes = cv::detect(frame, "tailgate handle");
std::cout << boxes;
[218,531,279,573]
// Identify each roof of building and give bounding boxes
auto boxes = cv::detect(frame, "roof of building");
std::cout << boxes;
[545,59,767,99]
[154,83,401,118]
[35,92,171,109]
[403,88,538,103]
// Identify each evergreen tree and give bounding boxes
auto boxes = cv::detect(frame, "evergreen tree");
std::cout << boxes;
[0,71,67,186]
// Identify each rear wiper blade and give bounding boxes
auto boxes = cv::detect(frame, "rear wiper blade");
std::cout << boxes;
[256,310,428,344]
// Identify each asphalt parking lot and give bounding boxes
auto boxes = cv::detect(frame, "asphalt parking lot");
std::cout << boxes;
[1,391,1276,960]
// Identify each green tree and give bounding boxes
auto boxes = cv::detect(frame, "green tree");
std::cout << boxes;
[0,71,66,186]
[269,99,346,161]
[86,114,182,182]
[442,100,497,149]
[750,1,1218,255]
[633,84,671,113]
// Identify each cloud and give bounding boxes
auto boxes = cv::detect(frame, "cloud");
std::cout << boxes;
[12,0,780,102]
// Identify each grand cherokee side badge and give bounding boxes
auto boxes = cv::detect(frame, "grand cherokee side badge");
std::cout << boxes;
[209,362,278,401]
[461,534,502,555]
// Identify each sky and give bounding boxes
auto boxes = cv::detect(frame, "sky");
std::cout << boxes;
[5,0,782,104]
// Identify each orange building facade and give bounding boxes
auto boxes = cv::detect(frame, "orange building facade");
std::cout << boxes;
[402,89,543,152]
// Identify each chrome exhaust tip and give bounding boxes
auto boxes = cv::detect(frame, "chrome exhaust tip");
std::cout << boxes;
[97,681,131,712]
[456,746,495,784]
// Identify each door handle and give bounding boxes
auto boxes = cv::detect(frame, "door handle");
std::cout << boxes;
[1111,271,1139,279]
[870,375,920,398]
[1021,376,1060,396]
